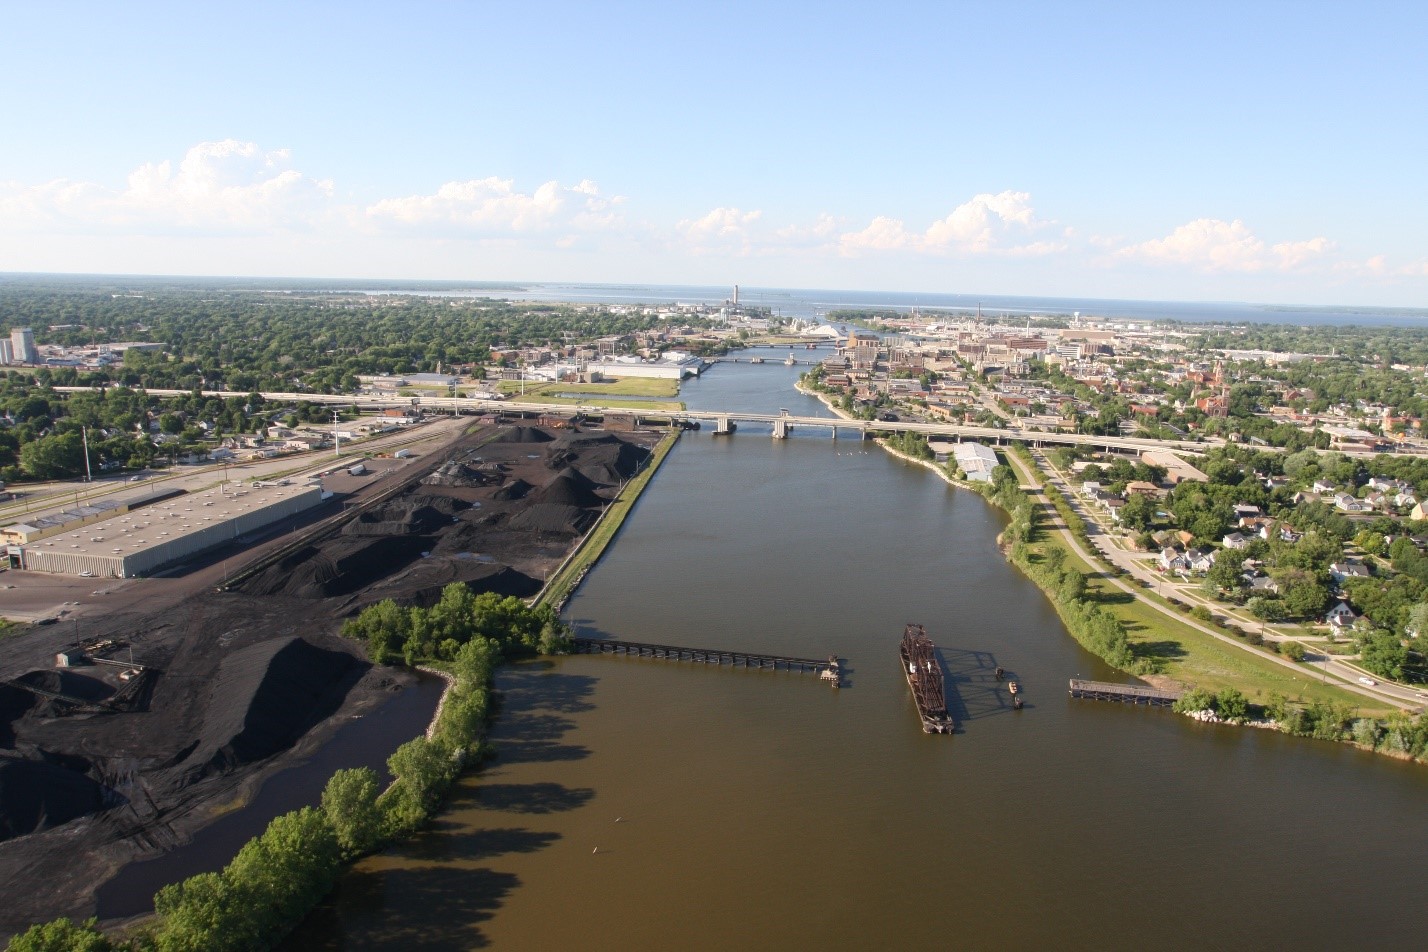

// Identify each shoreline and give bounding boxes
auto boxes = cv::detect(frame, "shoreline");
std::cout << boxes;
[794,378,1423,765]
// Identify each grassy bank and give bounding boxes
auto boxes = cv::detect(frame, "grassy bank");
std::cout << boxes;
[535,428,680,611]
[496,377,680,399]
[504,394,687,410]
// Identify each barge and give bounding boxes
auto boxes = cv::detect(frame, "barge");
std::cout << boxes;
[900,624,954,733]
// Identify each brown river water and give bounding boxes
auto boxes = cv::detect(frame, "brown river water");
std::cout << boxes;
[286,362,1428,951]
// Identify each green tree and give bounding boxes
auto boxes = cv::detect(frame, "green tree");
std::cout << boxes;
[5,918,114,952]
[320,768,383,858]
[1358,630,1409,681]
[18,431,85,479]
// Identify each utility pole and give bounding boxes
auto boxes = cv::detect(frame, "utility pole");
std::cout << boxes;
[332,409,341,458]
[82,426,92,482]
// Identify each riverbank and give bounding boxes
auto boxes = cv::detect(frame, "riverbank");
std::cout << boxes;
[536,428,681,611]
[794,378,1426,761]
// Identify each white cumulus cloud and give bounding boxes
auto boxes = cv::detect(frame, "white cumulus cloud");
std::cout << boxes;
[0,139,333,234]
[839,191,1060,257]
[365,177,623,235]
[1115,218,1335,272]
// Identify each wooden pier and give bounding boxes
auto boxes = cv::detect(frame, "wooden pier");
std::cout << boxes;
[1068,678,1180,707]
[571,639,840,680]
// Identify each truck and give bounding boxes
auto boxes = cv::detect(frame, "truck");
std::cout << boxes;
[348,463,367,476]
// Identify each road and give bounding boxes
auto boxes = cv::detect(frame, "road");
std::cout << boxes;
[0,416,467,529]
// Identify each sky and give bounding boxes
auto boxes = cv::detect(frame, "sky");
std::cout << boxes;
[2,0,1426,306]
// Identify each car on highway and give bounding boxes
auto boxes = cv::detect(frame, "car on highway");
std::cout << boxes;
[1358,676,1378,686]
[79,570,94,578]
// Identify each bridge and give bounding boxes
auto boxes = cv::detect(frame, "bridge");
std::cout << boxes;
[570,638,841,681]
[57,386,1245,455]
[58,385,1428,457]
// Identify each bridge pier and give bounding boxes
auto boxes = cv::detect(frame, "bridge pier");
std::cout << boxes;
[772,419,790,439]
[714,416,735,435]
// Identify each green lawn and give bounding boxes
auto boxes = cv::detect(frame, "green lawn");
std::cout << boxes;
[1027,525,1393,715]
[504,395,686,411]
[495,378,680,398]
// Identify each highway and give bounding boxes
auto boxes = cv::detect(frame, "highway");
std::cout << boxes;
[53,386,1240,456]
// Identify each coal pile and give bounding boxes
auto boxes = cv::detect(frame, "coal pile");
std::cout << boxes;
[0,757,112,842]
[345,494,468,536]
[14,670,116,705]
[355,561,541,610]
[423,461,497,488]
[492,478,533,501]
[508,504,596,536]
[490,426,553,444]
[548,432,650,485]
[533,468,607,508]
[175,637,366,784]
[0,684,36,749]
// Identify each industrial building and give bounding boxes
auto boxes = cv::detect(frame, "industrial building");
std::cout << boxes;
[10,483,324,578]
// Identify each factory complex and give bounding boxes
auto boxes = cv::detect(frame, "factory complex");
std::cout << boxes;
[6,482,326,578]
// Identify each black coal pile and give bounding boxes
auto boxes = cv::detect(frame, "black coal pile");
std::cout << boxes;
[0,757,112,841]
[174,637,366,784]
[492,478,533,501]
[507,504,597,536]
[533,467,606,508]
[422,461,497,488]
[14,670,116,704]
[345,494,468,536]
[0,684,36,749]
[239,536,433,599]
[490,426,553,444]
[355,560,541,610]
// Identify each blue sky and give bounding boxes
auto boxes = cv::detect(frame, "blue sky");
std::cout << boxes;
[3,1,1426,306]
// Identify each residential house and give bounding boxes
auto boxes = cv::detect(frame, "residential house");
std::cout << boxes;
[1334,493,1372,513]
[1329,561,1371,585]
[1221,532,1249,550]
[1186,548,1217,574]
[1233,504,1263,521]
[1325,602,1358,629]
[1158,547,1190,574]
[1312,479,1337,494]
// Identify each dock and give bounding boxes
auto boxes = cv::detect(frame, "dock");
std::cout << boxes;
[571,639,840,681]
[1068,678,1180,707]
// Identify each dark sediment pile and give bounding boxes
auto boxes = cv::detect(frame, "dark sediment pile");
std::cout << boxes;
[0,685,36,749]
[354,561,541,610]
[14,671,116,704]
[422,461,496,488]
[174,637,366,785]
[490,426,552,444]
[0,757,112,842]
[238,536,434,598]
[344,494,468,535]
[507,504,596,536]
[492,478,533,501]
[533,468,606,508]
[547,432,650,484]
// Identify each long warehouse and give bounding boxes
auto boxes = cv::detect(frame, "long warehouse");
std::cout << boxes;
[11,483,325,578]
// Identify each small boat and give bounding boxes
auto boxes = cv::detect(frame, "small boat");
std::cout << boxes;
[1013,696,1024,710]
[994,666,1004,680]
[1007,681,1020,695]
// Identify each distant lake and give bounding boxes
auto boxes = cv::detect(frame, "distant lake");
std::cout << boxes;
[345,282,1428,328]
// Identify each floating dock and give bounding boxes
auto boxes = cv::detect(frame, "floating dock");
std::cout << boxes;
[1068,678,1180,707]
[900,624,954,733]
[571,639,840,682]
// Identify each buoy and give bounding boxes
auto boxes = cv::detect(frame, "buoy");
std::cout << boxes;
[592,847,599,854]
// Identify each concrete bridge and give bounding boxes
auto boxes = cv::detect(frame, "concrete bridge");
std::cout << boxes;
[58,386,1244,455]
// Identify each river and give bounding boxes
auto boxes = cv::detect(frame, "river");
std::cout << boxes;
[287,362,1428,950]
